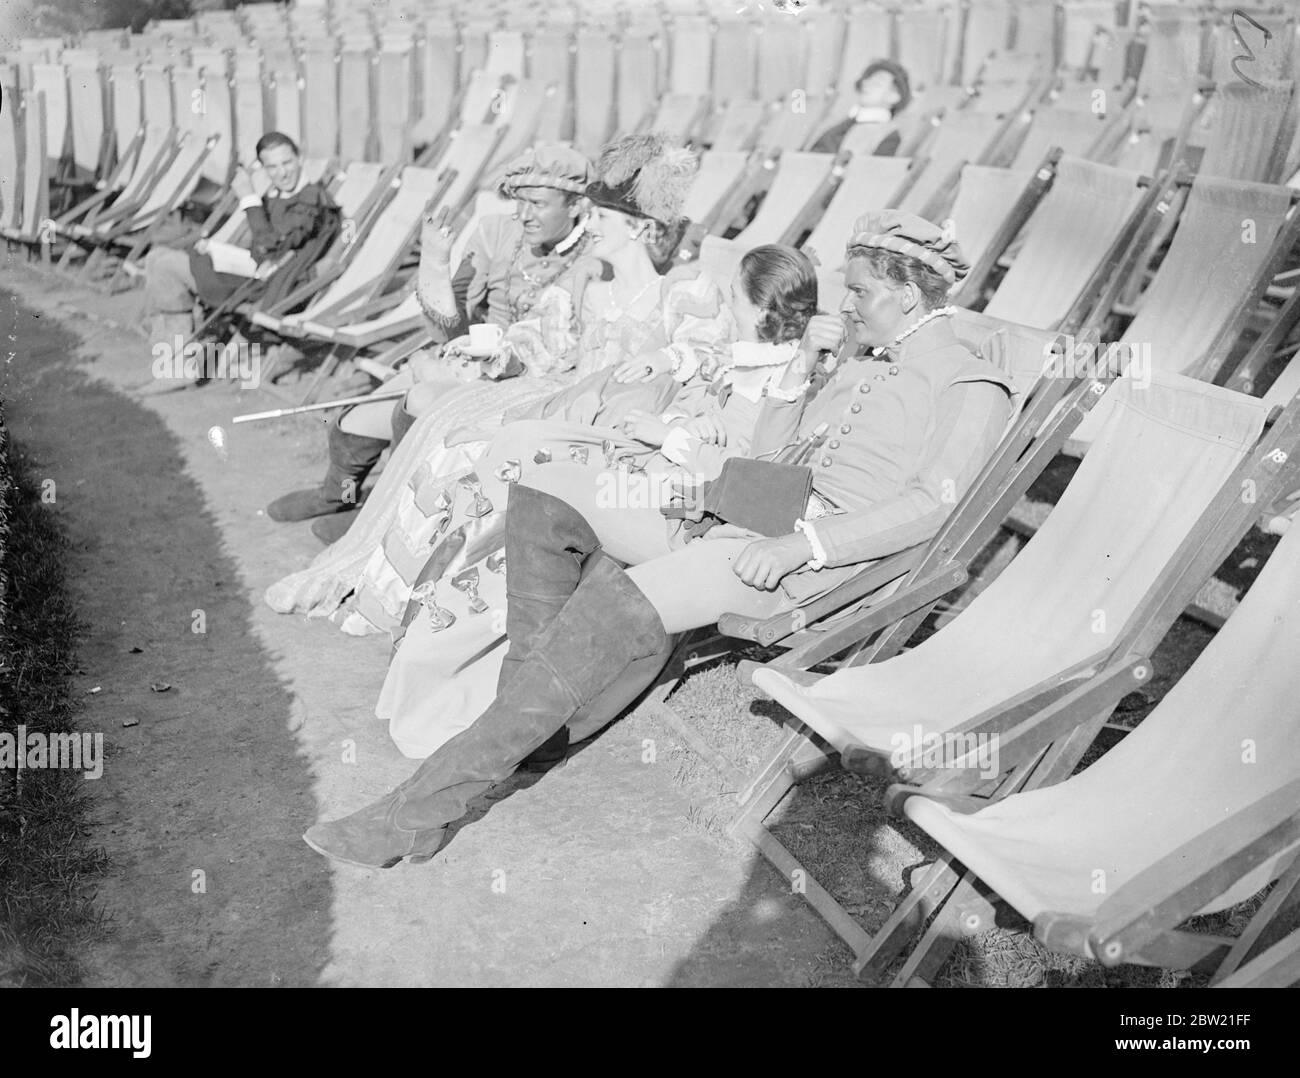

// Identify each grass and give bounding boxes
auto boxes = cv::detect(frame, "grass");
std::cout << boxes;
[0,424,109,987]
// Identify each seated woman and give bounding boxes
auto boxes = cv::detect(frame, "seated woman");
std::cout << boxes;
[140,132,340,376]
[329,244,818,647]
[368,246,824,757]
[264,134,732,628]
[303,211,1019,868]
[809,59,912,156]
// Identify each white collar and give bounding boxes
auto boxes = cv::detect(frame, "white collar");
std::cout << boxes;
[550,220,586,256]
[851,106,893,125]
[267,171,310,199]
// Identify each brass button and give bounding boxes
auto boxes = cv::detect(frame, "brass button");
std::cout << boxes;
[874,373,886,381]
[859,384,871,394]
[839,424,851,434]
[828,439,840,449]
[820,456,832,467]
[850,403,862,414]
[888,365,899,375]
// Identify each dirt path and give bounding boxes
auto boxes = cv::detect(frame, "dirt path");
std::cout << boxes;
[1,262,843,987]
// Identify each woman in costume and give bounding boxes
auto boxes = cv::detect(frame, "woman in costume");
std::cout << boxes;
[264,134,731,627]
[303,212,1018,869]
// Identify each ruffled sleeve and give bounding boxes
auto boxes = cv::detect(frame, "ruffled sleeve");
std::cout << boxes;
[655,268,738,383]
[490,283,579,379]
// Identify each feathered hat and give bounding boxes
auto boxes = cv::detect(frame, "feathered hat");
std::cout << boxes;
[585,133,699,227]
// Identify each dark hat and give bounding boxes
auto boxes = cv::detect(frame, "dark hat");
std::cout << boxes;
[857,58,912,116]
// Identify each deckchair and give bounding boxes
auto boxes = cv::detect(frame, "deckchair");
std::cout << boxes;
[1012,0,1059,65]
[745,376,1300,973]
[1185,80,1294,184]
[528,28,574,143]
[801,8,849,98]
[338,46,376,164]
[139,62,173,128]
[896,3,953,91]
[299,42,340,160]
[1138,8,1210,104]
[65,58,111,186]
[696,151,838,283]
[800,154,917,272]
[959,0,1015,87]
[667,13,712,97]
[267,61,303,149]
[302,188,513,353]
[883,491,1300,986]
[486,29,527,80]
[944,163,1036,272]
[643,92,711,143]
[1070,175,1300,449]
[617,26,662,136]
[707,99,768,152]
[754,13,808,102]
[0,90,49,251]
[681,150,753,236]
[0,71,21,234]
[1009,106,1116,170]
[897,111,1016,221]
[1062,0,1120,70]
[710,17,756,105]
[31,62,70,185]
[253,164,450,338]
[974,153,1159,333]
[572,27,616,155]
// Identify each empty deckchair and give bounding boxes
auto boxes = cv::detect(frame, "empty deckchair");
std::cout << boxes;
[708,99,768,152]
[64,59,109,185]
[944,164,1035,271]
[960,0,1014,87]
[747,376,1300,970]
[30,63,70,182]
[801,155,917,271]
[1139,9,1210,104]
[896,3,953,90]
[754,15,808,101]
[338,47,375,164]
[573,28,616,155]
[889,510,1300,986]
[977,154,1155,332]
[2,90,49,248]
[710,17,756,105]
[1010,107,1113,169]
[299,42,339,159]
[682,150,752,232]
[1071,175,1300,448]
[644,92,711,143]
[697,151,837,282]
[617,27,661,136]
[0,72,22,232]
[412,28,458,147]
[667,14,712,97]
[254,165,447,336]
[1062,0,1120,70]
[1187,80,1294,184]
[310,190,513,352]
[897,111,1007,220]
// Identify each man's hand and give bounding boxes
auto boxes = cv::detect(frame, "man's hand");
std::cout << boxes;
[230,165,256,200]
[193,238,210,256]
[617,409,671,446]
[613,351,672,384]
[421,206,454,264]
[683,414,727,446]
[731,532,814,591]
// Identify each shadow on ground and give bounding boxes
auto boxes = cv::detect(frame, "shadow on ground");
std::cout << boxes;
[2,286,331,987]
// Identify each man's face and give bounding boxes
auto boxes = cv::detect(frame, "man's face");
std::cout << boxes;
[258,143,302,194]
[857,70,902,114]
[514,186,578,246]
[841,258,909,348]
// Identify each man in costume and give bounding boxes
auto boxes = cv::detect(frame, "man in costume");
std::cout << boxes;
[264,144,596,541]
[303,211,1016,869]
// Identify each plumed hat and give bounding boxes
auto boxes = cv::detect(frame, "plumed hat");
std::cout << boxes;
[497,143,595,198]
[846,210,969,284]
[585,133,699,226]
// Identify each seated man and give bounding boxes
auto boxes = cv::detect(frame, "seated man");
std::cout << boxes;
[264,144,596,540]
[809,58,912,156]
[140,131,340,373]
[303,211,1015,869]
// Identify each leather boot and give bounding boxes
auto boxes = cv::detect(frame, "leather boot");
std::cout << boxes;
[311,512,356,545]
[303,557,670,867]
[266,415,388,522]
[498,485,603,766]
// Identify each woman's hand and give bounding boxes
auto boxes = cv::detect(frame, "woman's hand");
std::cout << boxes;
[799,314,847,362]
[683,414,727,445]
[613,351,673,384]
[617,409,671,446]
[731,533,815,591]
[230,166,255,200]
